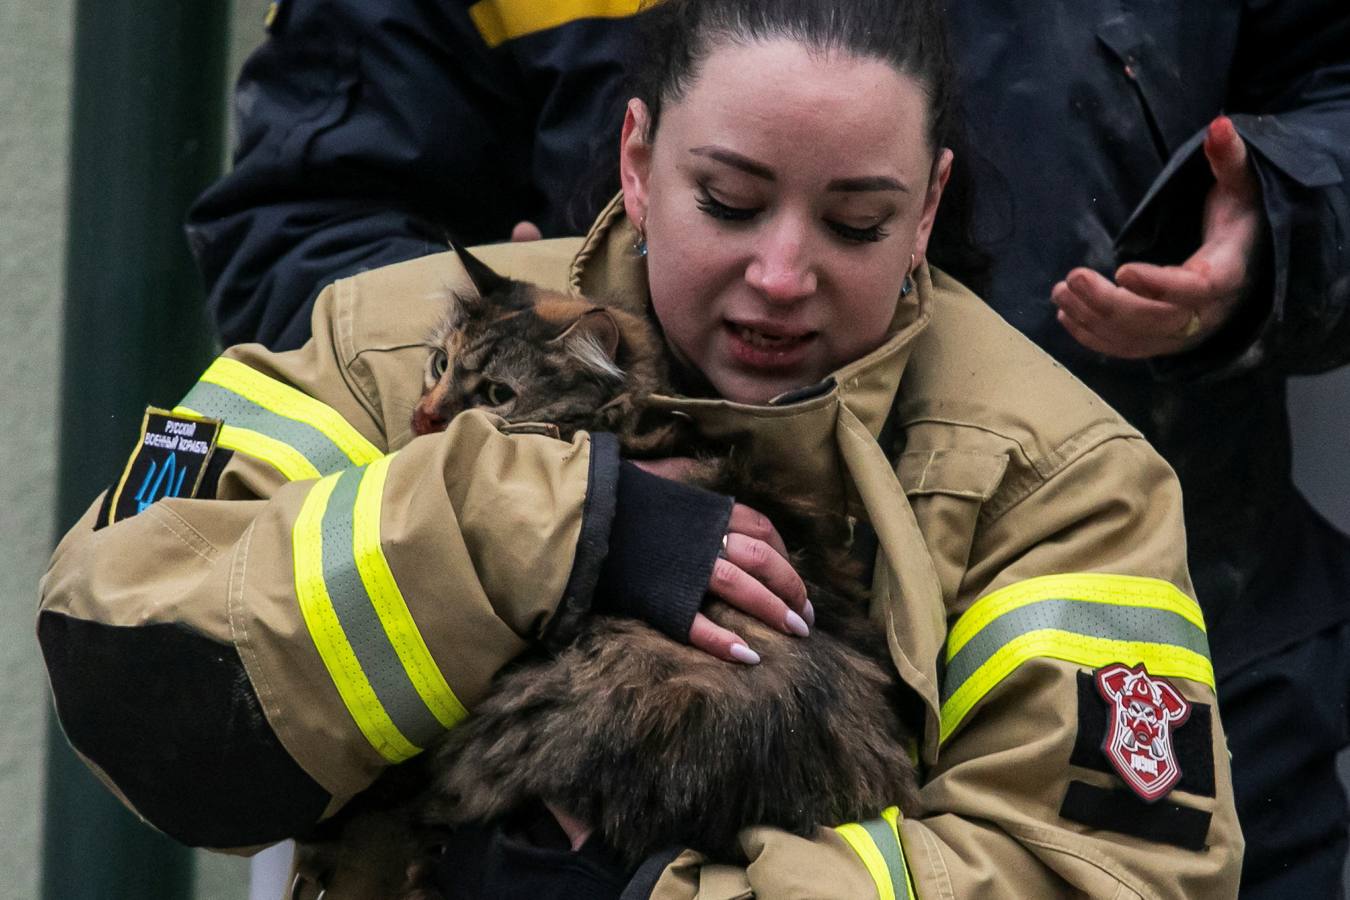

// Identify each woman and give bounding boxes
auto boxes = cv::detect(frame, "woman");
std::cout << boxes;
[39,0,1242,896]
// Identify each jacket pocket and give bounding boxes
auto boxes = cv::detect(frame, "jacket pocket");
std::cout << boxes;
[1095,13,1192,160]
[896,450,1008,602]
[897,449,1008,502]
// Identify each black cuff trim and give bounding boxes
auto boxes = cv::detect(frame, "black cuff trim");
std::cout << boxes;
[38,610,330,847]
[1060,781,1212,851]
[1071,672,1215,798]
[594,461,734,642]
[545,432,622,649]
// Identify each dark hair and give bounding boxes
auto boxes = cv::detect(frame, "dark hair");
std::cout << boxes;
[571,0,990,290]
[629,0,956,152]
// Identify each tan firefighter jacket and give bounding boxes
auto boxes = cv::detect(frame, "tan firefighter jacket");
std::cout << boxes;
[40,196,1242,898]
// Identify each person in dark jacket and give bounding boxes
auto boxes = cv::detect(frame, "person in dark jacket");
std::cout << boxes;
[187,1,1350,895]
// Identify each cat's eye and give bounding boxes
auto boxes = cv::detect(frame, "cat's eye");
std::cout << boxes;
[485,382,516,407]
[430,349,449,379]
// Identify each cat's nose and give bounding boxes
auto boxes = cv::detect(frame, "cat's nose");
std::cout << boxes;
[412,405,447,435]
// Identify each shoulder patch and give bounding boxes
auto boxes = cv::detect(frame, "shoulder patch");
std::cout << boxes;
[106,408,222,526]
[1095,663,1191,802]
[1071,670,1215,798]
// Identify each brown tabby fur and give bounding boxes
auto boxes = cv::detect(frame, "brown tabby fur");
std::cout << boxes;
[294,247,918,898]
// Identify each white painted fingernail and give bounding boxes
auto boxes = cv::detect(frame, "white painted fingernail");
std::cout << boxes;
[785,610,810,637]
[730,643,761,665]
[802,599,816,627]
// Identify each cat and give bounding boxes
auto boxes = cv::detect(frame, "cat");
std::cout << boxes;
[292,246,919,898]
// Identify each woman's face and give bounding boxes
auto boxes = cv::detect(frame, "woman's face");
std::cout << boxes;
[621,39,952,404]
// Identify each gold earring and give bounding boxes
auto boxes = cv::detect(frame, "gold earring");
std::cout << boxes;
[901,253,916,297]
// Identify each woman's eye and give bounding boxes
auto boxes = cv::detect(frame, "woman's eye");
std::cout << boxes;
[697,191,758,223]
[485,382,516,407]
[431,350,448,379]
[827,220,889,244]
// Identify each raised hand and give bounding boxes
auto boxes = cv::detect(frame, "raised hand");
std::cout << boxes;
[1051,116,1262,359]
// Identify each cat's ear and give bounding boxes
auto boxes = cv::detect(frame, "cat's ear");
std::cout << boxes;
[555,309,621,358]
[451,241,510,300]
[444,288,482,331]
[551,309,625,380]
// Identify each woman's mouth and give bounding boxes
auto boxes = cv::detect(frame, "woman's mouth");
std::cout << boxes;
[725,322,817,369]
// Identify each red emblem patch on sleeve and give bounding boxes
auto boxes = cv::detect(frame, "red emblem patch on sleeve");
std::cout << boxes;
[1094,663,1191,802]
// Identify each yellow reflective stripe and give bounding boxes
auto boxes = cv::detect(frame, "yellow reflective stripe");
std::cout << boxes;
[940,631,1215,743]
[294,473,419,763]
[835,808,911,900]
[174,411,322,482]
[199,357,382,467]
[880,807,915,899]
[947,573,1204,657]
[836,822,896,900]
[468,0,643,48]
[353,455,468,730]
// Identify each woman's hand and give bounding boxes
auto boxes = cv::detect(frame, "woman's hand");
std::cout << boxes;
[630,459,814,665]
[693,502,814,664]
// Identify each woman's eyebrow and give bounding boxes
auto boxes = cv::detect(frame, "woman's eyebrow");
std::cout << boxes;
[689,146,775,181]
[688,146,907,193]
[827,175,908,193]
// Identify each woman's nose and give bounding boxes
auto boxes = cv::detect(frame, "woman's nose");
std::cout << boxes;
[745,221,817,302]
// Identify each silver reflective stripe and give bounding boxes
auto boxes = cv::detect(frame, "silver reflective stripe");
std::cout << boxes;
[319,467,444,748]
[181,380,354,476]
[942,598,1211,703]
[862,817,910,899]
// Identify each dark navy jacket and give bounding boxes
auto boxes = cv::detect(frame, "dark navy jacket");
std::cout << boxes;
[188,0,1350,673]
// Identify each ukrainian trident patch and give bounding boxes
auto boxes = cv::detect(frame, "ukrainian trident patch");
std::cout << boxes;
[106,407,222,526]
[1094,663,1191,802]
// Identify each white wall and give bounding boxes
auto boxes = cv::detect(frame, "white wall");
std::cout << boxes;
[0,2,72,896]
